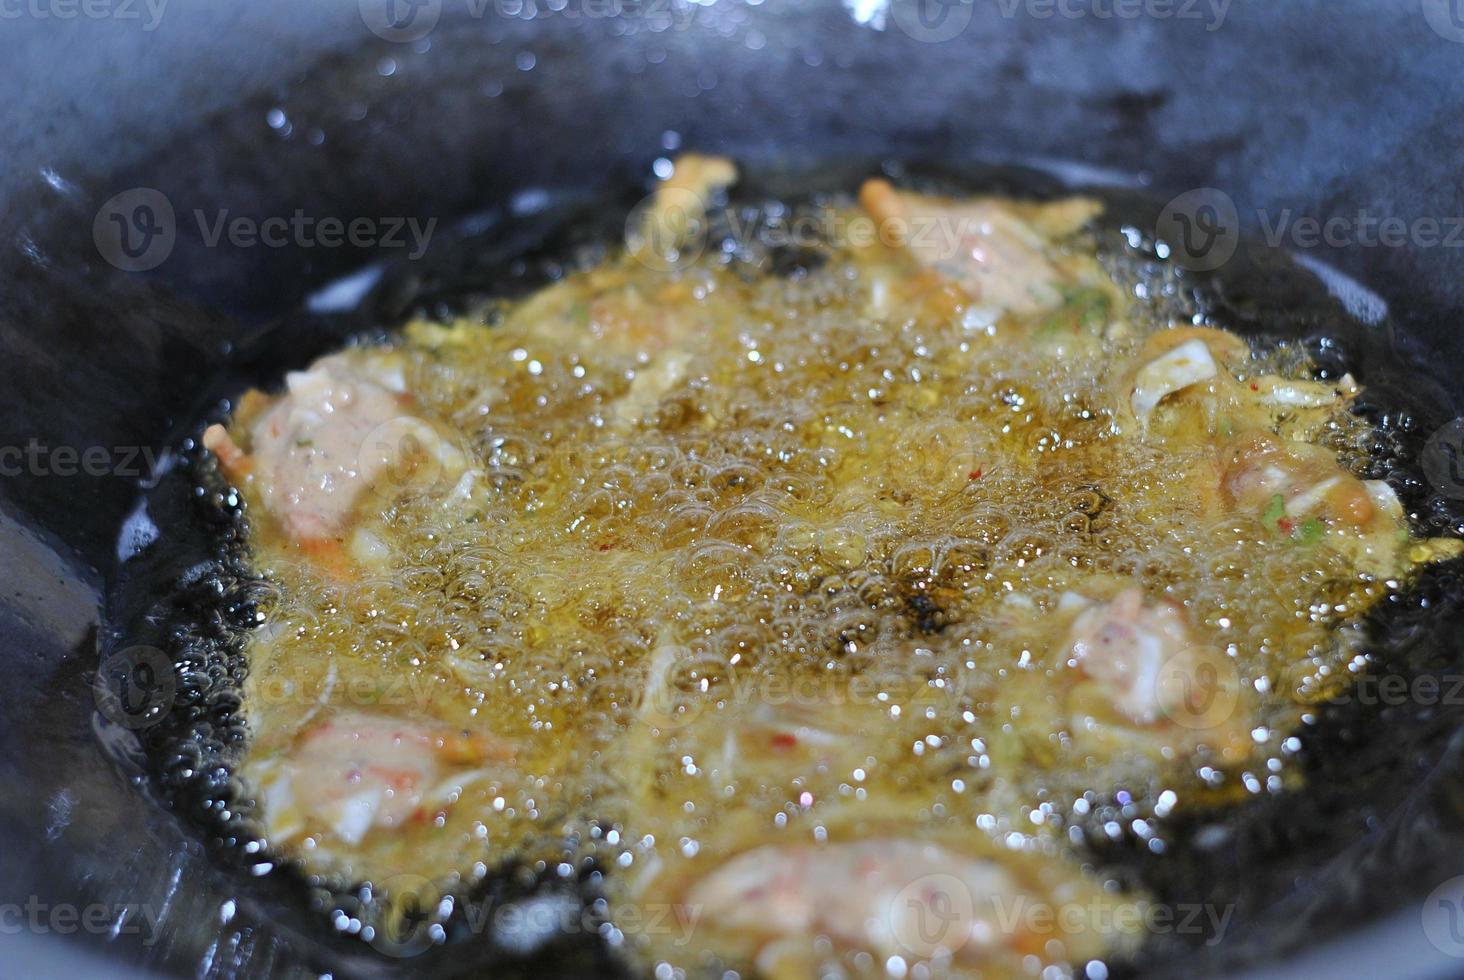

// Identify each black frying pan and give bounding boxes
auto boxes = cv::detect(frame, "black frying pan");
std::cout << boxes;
[6,1,1464,977]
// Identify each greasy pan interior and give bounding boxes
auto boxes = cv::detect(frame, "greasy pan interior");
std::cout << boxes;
[5,1,1464,977]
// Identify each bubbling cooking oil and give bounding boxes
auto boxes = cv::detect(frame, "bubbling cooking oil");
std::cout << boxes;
[220,175,1453,978]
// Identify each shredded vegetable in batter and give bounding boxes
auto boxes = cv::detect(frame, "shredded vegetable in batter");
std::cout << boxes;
[202,156,1460,978]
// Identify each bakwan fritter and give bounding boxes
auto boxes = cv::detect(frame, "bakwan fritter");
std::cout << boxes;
[200,156,1460,978]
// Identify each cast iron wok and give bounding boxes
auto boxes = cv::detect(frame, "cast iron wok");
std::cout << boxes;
[6,1,1464,977]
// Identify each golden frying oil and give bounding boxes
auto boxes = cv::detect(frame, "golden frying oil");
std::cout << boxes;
[233,195,1434,978]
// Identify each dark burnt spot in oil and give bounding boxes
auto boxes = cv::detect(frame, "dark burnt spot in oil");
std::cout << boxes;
[764,244,829,280]
[105,160,1464,978]
[901,591,948,635]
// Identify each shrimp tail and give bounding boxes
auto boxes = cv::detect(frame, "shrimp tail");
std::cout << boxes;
[203,423,253,480]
